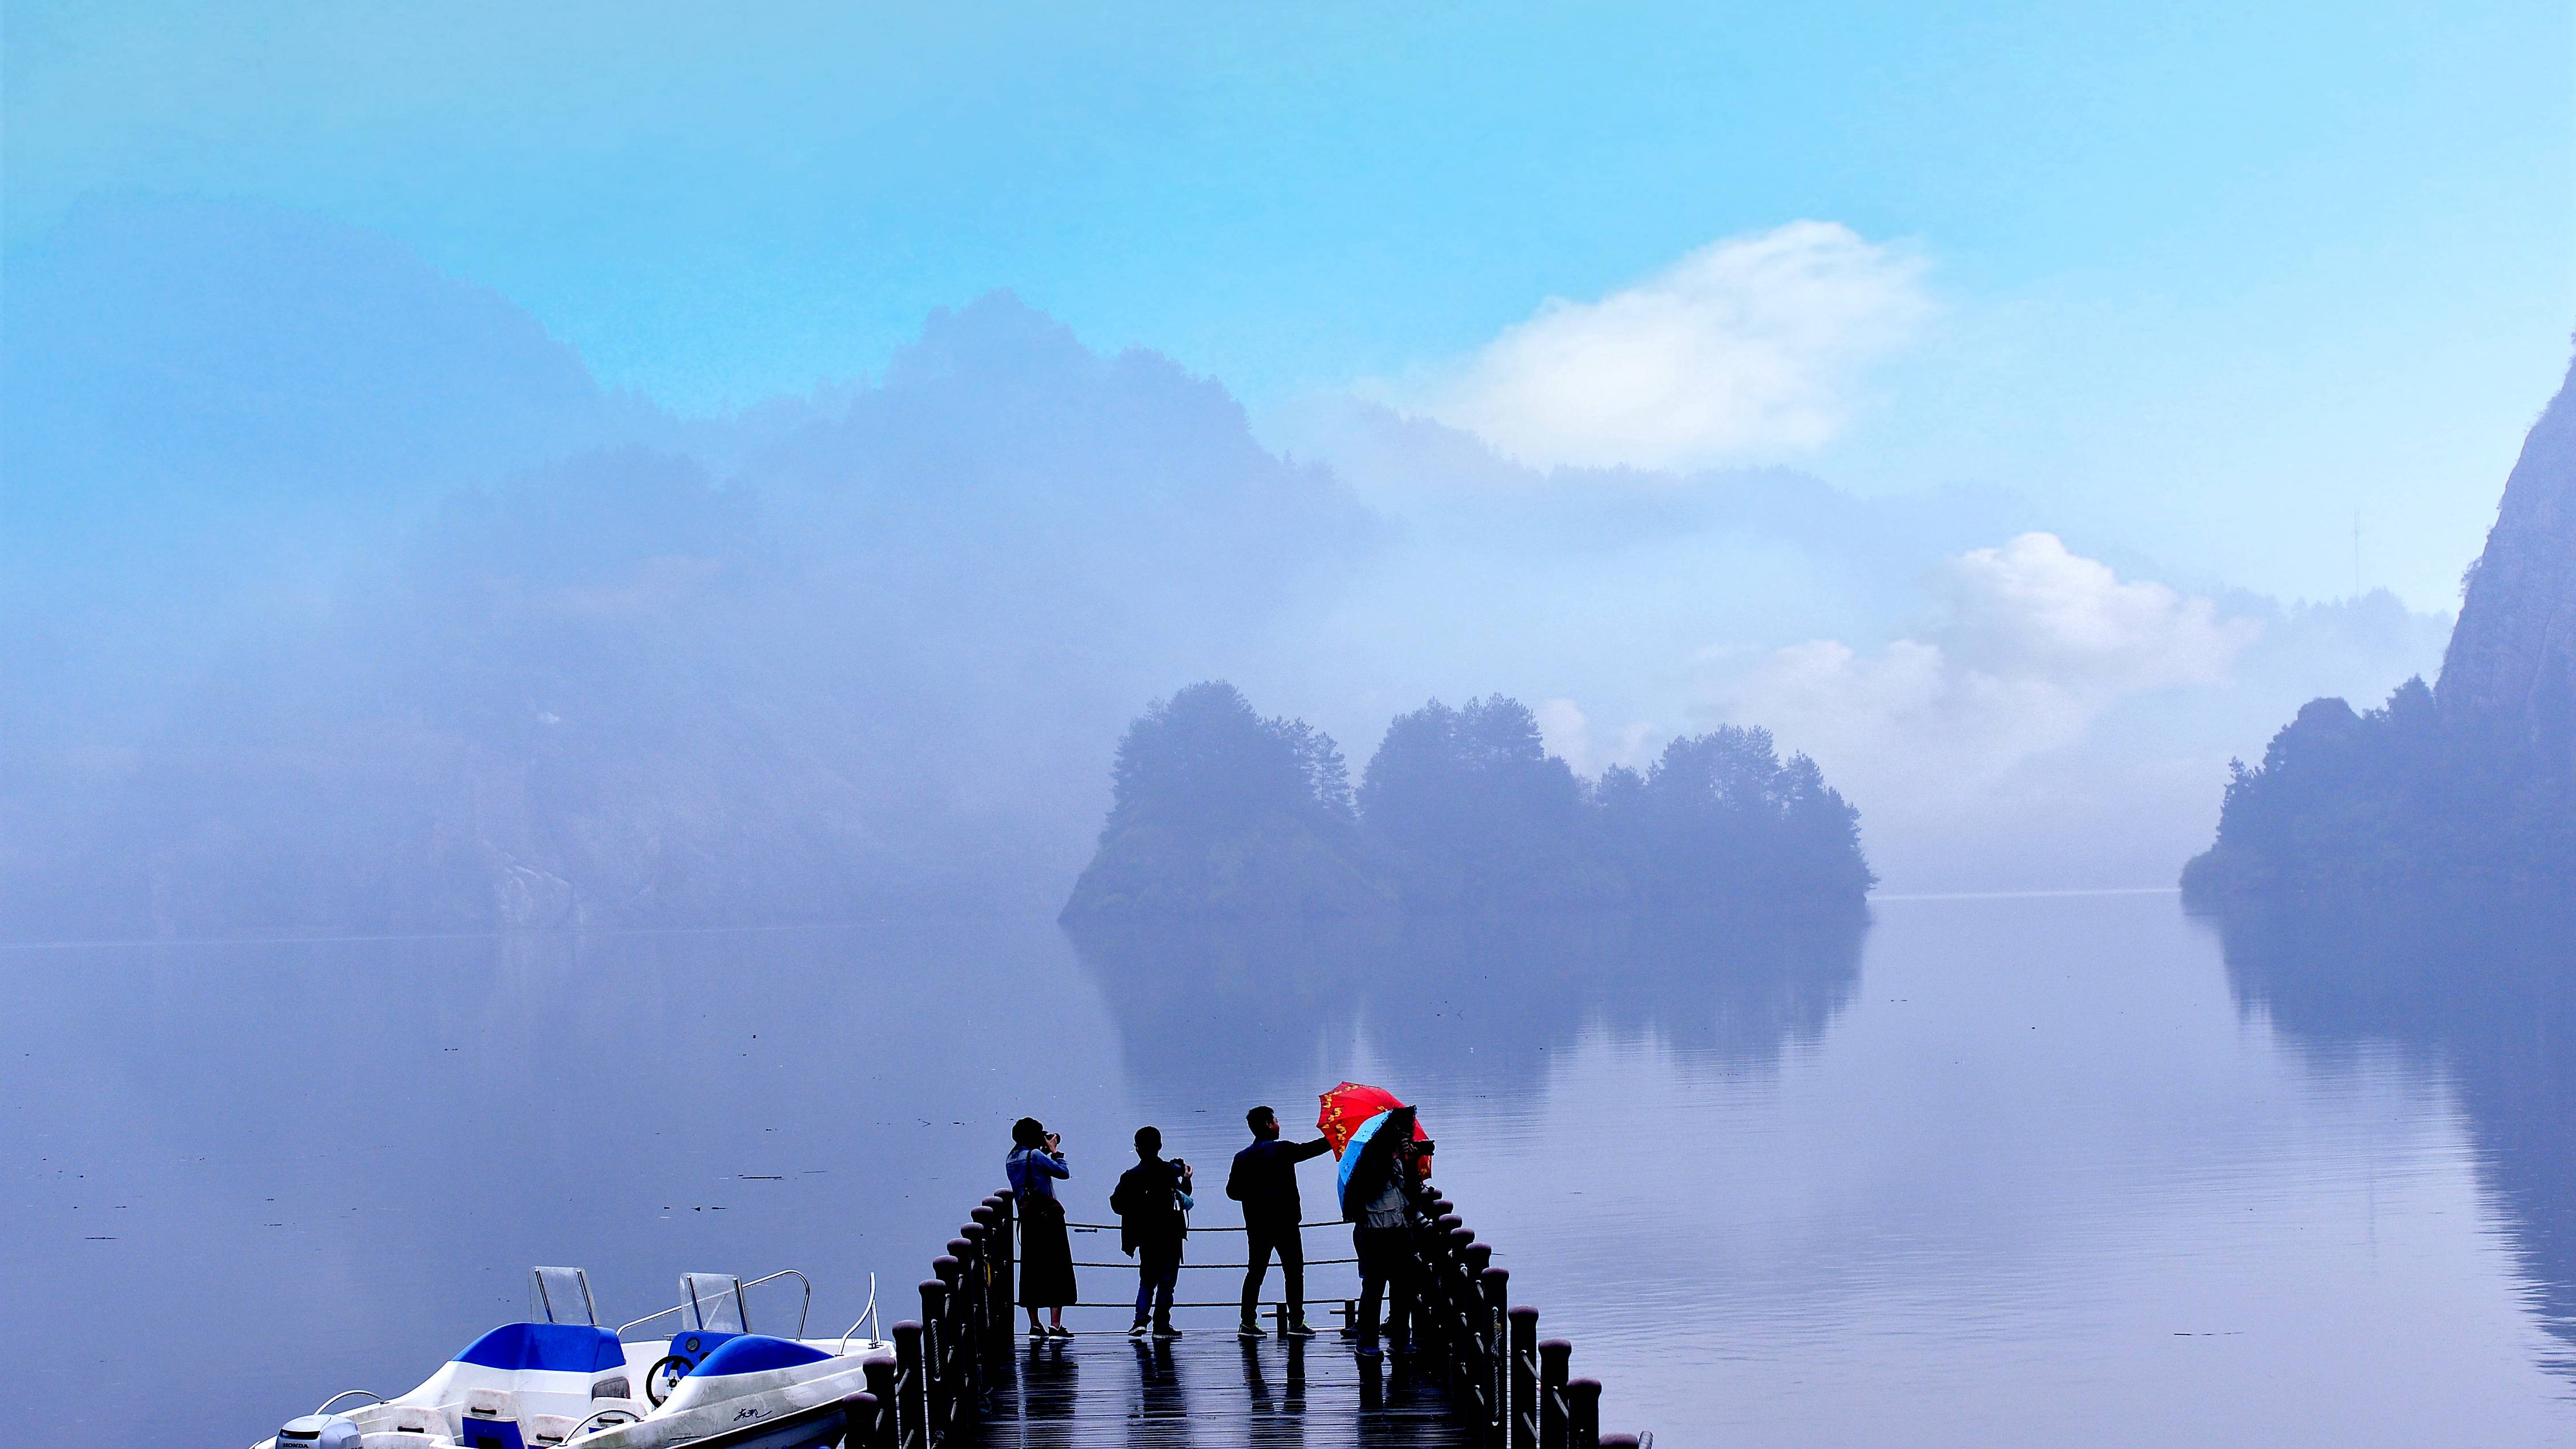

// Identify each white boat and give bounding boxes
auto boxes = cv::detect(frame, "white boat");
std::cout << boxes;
[257,1267,890,1449]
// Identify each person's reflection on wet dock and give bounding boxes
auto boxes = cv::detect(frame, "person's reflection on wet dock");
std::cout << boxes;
[991,1339,1080,1448]
[1126,1335,1189,1441]
[958,1326,1480,1448]
[1242,1335,1310,1449]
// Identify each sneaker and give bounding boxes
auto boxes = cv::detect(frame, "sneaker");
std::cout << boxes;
[1029,1326,1048,1341]
[1048,1325,1073,1338]
[1237,1323,1267,1340]
[1284,1320,1318,1339]
[1152,1323,1182,1339]
[1128,1321,1150,1338]
[1356,1343,1383,1360]
[1392,1339,1418,1357]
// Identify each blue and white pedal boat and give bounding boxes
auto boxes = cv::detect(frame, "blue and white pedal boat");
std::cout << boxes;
[256,1268,889,1449]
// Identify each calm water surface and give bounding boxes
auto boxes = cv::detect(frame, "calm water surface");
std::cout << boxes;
[7,894,2571,1446]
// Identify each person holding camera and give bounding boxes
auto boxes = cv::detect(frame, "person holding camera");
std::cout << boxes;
[1340,1106,1429,1360]
[1110,1125,1193,1338]
[1007,1117,1075,1339]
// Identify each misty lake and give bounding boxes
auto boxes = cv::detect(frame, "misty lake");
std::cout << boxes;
[9,892,2574,1448]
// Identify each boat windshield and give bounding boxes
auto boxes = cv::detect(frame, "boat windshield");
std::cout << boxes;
[681,1273,748,1333]
[530,1266,599,1326]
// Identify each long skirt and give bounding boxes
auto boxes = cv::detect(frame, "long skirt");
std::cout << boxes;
[1017,1193,1078,1308]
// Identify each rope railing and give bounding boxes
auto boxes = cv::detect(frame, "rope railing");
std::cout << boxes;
[855,1178,1651,1449]
[1058,1218,1347,1232]
[1061,1247,1370,1258]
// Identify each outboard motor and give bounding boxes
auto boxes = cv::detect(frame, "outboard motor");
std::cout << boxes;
[274,1414,364,1449]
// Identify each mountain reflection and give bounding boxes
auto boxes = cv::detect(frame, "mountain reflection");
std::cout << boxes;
[1063,910,1867,1096]
[2216,904,2576,1368]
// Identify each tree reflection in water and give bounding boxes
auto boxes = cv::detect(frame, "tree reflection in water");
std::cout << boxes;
[1064,909,1867,1099]
[2215,901,2576,1370]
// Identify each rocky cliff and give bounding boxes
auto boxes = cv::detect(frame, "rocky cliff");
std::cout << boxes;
[2440,352,2576,767]
[2184,348,2576,905]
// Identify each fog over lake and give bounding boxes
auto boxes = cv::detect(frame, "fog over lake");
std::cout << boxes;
[12,893,2572,1448]
[7,15,2566,1447]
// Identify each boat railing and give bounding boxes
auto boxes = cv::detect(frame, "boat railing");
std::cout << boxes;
[836,1273,883,1355]
[616,1269,814,1339]
[311,1390,385,1415]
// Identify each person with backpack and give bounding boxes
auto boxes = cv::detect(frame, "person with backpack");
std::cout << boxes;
[1110,1125,1194,1338]
[1226,1105,1332,1339]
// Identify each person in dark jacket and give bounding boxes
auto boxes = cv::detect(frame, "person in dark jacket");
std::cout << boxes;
[1007,1117,1075,1339]
[1226,1105,1331,1339]
[1110,1125,1194,1338]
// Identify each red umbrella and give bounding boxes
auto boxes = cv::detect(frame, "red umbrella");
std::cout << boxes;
[1317,1081,1432,1158]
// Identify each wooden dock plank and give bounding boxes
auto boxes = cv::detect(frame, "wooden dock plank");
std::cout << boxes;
[961,1333,1486,1449]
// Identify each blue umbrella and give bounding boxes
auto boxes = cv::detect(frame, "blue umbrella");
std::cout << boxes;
[1337,1105,1420,1220]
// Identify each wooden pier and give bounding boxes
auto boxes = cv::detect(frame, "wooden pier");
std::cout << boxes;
[684,1184,1648,1449]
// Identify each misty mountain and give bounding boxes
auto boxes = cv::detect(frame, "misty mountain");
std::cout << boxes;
[2442,353,2576,762]
[1,199,2478,933]
[2184,353,2576,904]
[3,198,637,531]
[1,202,1372,937]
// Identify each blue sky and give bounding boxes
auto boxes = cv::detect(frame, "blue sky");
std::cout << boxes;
[7,1,2571,604]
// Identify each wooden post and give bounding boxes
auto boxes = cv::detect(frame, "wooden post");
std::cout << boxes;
[862,1357,899,1449]
[960,1221,992,1360]
[1455,1235,1490,1403]
[1478,1267,1510,1449]
[1564,1378,1602,1449]
[891,1322,927,1449]
[1434,1218,1467,1371]
[1473,1237,1494,1392]
[938,1247,971,1399]
[839,1392,878,1449]
[970,1205,1005,1357]
[1508,1306,1539,1449]
[919,1278,950,1434]
[1538,1340,1572,1449]
[991,1189,1017,1333]
[1422,1211,1463,1361]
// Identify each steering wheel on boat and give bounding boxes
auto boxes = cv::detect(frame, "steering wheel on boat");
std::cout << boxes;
[645,1354,693,1407]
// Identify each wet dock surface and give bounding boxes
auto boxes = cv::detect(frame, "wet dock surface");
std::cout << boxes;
[963,1329,1482,1449]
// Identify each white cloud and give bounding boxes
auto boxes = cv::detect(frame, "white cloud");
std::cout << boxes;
[1715,533,2260,794]
[1411,221,1933,471]
[1931,533,2248,692]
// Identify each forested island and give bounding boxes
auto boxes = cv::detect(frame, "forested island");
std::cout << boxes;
[1060,681,1874,919]
[2184,355,2576,907]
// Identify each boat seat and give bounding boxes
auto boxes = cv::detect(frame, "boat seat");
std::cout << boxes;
[458,1390,525,1449]
[521,1413,583,1446]
[388,1404,452,1436]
